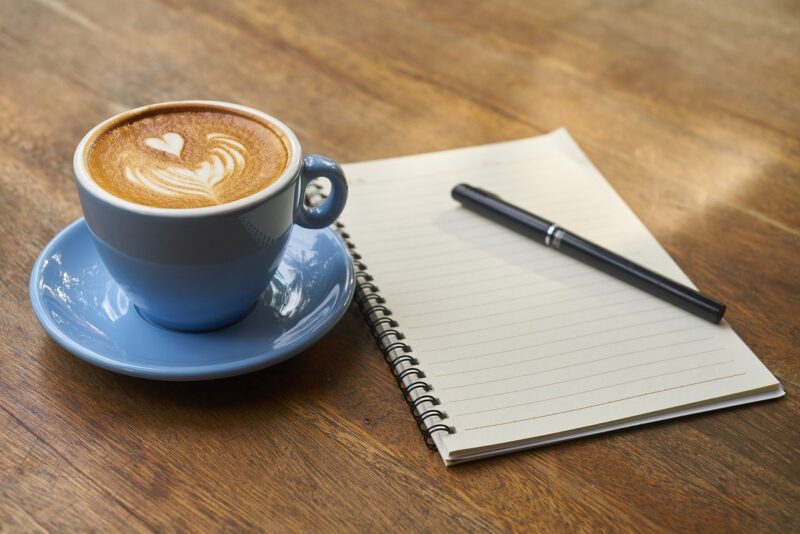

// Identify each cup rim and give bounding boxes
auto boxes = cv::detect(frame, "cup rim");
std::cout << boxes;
[73,100,303,218]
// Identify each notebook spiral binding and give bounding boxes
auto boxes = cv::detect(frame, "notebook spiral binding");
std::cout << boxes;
[306,182,454,450]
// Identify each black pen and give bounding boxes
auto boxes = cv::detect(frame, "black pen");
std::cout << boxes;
[451,183,726,324]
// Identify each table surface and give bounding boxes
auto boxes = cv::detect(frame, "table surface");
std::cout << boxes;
[2,0,798,531]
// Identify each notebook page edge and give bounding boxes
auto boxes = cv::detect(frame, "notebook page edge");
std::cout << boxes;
[443,384,784,465]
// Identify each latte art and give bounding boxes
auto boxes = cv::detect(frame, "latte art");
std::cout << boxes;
[145,131,184,156]
[86,107,290,208]
[124,133,247,202]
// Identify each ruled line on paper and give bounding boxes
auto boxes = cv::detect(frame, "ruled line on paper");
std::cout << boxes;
[403,287,634,330]
[369,238,642,279]
[437,335,717,388]
[428,326,709,377]
[416,306,676,352]
[358,207,627,253]
[371,238,528,264]
[391,269,592,307]
[349,189,599,222]
[365,225,632,270]
[393,276,594,312]
[348,180,588,216]
[359,221,632,265]
[463,373,746,430]
[343,154,572,191]
[394,279,620,318]
[346,176,596,211]
[413,295,654,341]
[370,239,637,278]
[458,361,737,418]
[447,348,725,404]
[343,156,543,188]
[426,326,703,377]
[359,224,515,252]
[356,224,631,255]
[350,212,634,242]
[387,259,584,299]
[351,156,572,185]
[366,234,538,264]
[352,204,625,236]
[424,320,702,366]
[369,241,554,274]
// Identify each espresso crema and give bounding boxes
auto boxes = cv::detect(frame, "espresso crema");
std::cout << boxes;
[85,106,290,208]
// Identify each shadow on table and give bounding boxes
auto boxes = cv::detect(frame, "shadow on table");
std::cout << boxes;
[35,316,361,430]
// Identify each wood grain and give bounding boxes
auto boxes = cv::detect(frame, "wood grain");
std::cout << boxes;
[1,0,798,531]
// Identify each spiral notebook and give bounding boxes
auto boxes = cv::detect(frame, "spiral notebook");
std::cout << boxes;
[310,129,783,465]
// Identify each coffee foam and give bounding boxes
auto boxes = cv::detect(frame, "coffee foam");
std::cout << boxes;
[85,108,290,208]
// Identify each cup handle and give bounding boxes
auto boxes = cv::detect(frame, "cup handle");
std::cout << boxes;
[295,154,348,229]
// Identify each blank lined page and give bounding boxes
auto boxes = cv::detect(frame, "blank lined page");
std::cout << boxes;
[340,130,781,463]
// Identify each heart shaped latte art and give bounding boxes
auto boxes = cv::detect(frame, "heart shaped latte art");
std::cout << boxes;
[124,132,247,202]
[144,132,185,157]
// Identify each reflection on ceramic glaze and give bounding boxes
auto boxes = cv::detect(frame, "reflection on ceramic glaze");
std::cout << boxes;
[101,279,130,322]
[266,237,325,320]
[265,231,331,318]
[264,230,345,348]
[38,252,122,348]
[266,263,306,319]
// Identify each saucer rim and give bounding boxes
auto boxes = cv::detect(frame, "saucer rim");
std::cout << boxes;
[29,218,355,381]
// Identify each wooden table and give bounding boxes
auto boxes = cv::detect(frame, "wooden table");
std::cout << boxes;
[2,0,798,531]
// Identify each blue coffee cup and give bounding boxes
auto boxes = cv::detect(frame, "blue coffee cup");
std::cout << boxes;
[74,101,348,331]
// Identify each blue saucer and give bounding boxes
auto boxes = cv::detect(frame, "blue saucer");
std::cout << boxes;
[30,219,355,380]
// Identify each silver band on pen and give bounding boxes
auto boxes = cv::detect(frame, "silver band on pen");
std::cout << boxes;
[545,224,559,247]
[552,228,565,249]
